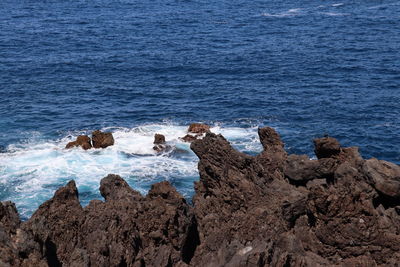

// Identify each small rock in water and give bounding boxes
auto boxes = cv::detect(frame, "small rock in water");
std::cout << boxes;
[92,130,114,149]
[153,133,166,144]
[153,133,171,152]
[65,135,92,150]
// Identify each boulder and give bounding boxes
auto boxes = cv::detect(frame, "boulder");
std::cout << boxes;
[362,158,400,198]
[65,135,92,150]
[188,123,210,134]
[153,134,168,152]
[92,130,114,149]
[313,136,341,159]
[153,134,166,144]
[284,154,336,182]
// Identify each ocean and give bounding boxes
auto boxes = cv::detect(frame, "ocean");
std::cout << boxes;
[0,0,399,219]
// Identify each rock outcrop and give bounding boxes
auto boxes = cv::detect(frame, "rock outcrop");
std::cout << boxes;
[187,123,210,134]
[65,135,92,150]
[65,131,115,150]
[3,127,400,266]
[92,130,114,149]
[181,123,211,143]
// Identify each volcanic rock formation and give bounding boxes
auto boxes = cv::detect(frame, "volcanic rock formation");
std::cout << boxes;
[2,127,400,266]
[180,123,210,143]
[153,133,168,152]
[65,135,92,150]
[187,123,210,134]
[92,130,114,149]
[65,130,114,150]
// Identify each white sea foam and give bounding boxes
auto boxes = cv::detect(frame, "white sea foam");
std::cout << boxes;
[322,12,349,16]
[0,123,263,218]
[261,8,303,18]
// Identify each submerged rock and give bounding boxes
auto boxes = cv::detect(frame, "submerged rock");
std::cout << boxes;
[65,135,92,150]
[3,127,400,266]
[92,130,114,149]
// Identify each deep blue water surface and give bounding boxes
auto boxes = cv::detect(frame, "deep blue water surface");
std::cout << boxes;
[0,0,399,219]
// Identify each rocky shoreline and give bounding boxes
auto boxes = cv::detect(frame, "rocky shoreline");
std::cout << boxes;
[1,127,400,266]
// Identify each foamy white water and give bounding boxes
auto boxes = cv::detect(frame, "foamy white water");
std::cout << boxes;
[0,123,262,219]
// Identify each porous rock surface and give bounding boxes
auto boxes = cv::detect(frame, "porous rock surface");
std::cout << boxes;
[2,127,400,266]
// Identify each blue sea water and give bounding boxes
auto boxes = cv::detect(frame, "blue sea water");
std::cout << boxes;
[0,0,399,219]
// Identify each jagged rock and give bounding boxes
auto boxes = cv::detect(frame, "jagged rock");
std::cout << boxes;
[100,174,142,201]
[190,131,308,265]
[0,201,20,233]
[2,127,400,266]
[2,174,195,266]
[23,180,84,266]
[258,127,284,153]
[65,135,92,150]
[92,130,114,149]
[255,127,287,178]
[188,123,210,134]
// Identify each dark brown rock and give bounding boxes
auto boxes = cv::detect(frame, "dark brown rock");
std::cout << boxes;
[65,135,92,150]
[187,123,210,134]
[255,127,287,178]
[153,134,169,152]
[362,158,400,198]
[180,123,210,143]
[182,134,201,143]
[284,154,337,182]
[100,174,142,201]
[23,180,84,266]
[258,126,284,153]
[313,136,341,159]
[92,130,114,149]
[180,134,200,143]
[3,127,400,266]
[0,201,20,233]
[153,133,166,144]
